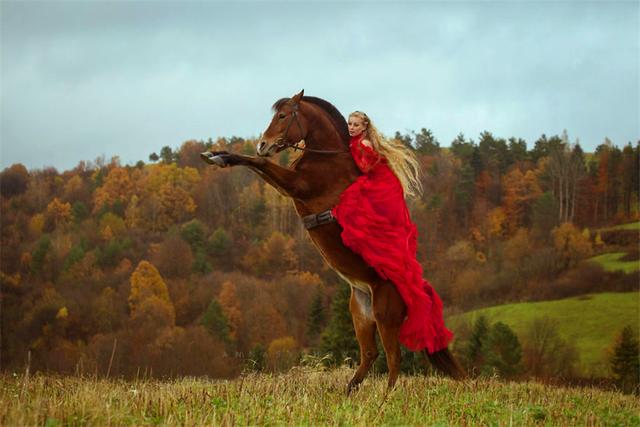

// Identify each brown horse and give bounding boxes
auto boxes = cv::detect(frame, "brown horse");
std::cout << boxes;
[201,90,464,392]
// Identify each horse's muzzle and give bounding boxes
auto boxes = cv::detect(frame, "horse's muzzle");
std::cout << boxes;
[257,140,278,157]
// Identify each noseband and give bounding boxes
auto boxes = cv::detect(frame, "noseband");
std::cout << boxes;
[275,105,349,154]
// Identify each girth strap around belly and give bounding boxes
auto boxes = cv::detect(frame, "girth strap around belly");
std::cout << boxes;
[302,209,336,230]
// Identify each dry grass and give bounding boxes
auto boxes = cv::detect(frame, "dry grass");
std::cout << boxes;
[2,367,639,426]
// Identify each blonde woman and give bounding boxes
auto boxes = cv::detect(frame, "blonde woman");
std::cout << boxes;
[332,111,453,353]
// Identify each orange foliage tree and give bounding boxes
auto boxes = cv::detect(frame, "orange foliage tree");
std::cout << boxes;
[242,231,298,277]
[502,168,542,234]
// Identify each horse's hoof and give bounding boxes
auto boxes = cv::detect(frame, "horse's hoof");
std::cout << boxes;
[200,152,227,167]
[346,381,359,396]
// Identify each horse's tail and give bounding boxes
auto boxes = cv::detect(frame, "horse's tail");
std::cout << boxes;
[426,347,467,379]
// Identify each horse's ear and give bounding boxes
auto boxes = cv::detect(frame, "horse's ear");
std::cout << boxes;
[291,89,304,105]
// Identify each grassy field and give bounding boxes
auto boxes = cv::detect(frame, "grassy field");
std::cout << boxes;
[448,292,640,377]
[1,369,638,426]
[588,252,640,273]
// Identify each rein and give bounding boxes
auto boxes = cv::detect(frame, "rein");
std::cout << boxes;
[276,106,349,155]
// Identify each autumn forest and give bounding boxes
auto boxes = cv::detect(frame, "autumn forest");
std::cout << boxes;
[1,129,638,386]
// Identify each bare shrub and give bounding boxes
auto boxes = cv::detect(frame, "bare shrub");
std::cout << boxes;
[522,316,579,379]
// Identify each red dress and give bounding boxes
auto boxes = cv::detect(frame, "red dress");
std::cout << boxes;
[332,134,453,353]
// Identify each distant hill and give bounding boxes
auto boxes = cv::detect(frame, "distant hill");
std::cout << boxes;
[448,292,640,377]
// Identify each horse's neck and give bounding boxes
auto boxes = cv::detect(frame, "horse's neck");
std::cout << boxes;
[292,125,359,214]
[296,126,356,177]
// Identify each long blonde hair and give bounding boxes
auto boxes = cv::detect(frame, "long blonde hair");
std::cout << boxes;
[350,111,423,199]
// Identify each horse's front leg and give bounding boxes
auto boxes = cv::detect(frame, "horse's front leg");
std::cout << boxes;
[201,151,308,199]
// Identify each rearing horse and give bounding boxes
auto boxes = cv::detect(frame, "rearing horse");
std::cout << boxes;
[201,90,464,391]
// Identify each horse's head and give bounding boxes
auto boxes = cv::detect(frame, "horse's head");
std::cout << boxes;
[257,90,308,157]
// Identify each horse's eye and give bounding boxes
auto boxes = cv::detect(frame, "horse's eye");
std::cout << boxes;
[279,113,286,119]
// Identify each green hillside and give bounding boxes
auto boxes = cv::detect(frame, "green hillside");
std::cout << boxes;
[589,252,640,273]
[448,292,640,377]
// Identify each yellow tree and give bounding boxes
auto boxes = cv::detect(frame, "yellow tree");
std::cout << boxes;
[139,164,200,230]
[29,213,45,237]
[128,260,173,318]
[128,261,176,353]
[44,198,72,230]
[552,222,593,269]
[487,207,507,240]
[93,167,133,213]
[267,336,298,372]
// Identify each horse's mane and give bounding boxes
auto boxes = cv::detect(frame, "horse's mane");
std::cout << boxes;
[272,96,349,146]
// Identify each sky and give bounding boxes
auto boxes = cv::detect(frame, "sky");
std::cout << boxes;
[1,0,638,171]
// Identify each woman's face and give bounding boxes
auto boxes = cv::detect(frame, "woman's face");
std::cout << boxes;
[348,115,367,137]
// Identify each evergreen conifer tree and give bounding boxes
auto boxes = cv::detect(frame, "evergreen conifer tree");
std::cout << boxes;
[201,298,231,344]
[464,315,489,373]
[483,321,522,378]
[306,290,326,343]
[319,284,358,365]
[610,325,640,394]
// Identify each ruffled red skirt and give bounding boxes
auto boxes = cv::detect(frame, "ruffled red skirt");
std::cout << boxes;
[332,161,453,353]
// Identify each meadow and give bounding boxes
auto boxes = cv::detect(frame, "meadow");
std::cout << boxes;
[588,252,640,274]
[448,292,640,376]
[2,368,639,426]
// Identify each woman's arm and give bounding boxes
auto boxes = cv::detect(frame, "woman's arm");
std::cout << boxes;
[354,138,380,173]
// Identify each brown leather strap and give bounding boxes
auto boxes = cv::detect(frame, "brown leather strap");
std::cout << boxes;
[302,209,336,230]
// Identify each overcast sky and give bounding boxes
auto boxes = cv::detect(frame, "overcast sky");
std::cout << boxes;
[1,1,638,171]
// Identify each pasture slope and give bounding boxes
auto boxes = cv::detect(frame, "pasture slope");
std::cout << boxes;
[1,369,639,426]
[590,220,640,273]
[588,252,639,273]
[448,292,640,376]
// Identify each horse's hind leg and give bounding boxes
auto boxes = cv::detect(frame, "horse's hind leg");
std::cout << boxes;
[347,287,378,395]
[372,281,406,390]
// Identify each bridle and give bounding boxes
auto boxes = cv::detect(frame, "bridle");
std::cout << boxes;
[275,104,349,154]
